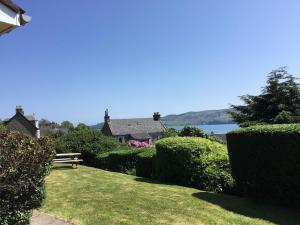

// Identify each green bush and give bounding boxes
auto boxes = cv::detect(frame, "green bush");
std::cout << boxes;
[178,126,225,144]
[162,128,179,138]
[179,126,205,137]
[96,147,145,173]
[155,137,233,192]
[136,148,156,178]
[227,124,300,206]
[0,130,55,225]
[191,147,234,193]
[53,128,119,164]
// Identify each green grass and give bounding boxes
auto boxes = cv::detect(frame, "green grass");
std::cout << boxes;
[41,165,300,225]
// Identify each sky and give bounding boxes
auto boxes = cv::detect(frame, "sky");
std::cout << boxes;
[1,0,300,125]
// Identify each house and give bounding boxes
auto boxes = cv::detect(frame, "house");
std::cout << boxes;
[4,106,40,138]
[101,110,166,144]
[0,0,31,36]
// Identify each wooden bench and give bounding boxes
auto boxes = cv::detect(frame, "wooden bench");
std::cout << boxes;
[53,153,83,168]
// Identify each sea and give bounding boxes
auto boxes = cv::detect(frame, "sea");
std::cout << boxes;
[167,124,239,134]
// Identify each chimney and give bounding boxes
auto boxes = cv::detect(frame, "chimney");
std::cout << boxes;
[104,109,110,122]
[153,112,161,121]
[16,105,24,115]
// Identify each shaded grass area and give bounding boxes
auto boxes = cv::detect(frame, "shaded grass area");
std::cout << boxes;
[41,165,300,225]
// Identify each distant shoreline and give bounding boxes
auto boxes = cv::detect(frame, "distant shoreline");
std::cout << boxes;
[164,123,236,126]
[167,124,239,134]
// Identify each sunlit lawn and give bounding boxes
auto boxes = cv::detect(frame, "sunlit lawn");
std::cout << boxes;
[41,165,300,225]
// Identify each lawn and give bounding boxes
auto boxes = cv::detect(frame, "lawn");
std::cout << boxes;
[41,165,300,225]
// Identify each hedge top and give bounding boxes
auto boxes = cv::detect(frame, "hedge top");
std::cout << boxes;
[156,137,225,153]
[228,123,300,135]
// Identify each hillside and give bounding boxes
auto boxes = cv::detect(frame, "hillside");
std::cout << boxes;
[162,109,234,126]
[91,109,234,129]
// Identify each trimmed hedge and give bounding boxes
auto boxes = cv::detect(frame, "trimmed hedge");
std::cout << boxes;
[96,148,144,172]
[227,124,300,206]
[136,148,156,178]
[155,137,233,192]
[96,147,156,176]
[0,130,55,225]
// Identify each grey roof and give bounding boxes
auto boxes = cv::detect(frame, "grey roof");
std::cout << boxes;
[108,118,166,136]
[0,0,25,13]
[130,133,151,140]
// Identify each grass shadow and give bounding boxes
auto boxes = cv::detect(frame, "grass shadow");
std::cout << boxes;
[52,164,75,170]
[192,192,300,225]
[134,177,190,188]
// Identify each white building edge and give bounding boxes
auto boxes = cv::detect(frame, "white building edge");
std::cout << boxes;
[0,0,31,36]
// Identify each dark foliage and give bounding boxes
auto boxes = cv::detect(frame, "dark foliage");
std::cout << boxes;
[136,149,156,178]
[0,130,55,225]
[179,126,205,137]
[229,68,300,127]
[227,124,300,206]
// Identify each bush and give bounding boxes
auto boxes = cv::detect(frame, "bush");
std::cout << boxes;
[178,126,225,144]
[0,130,55,225]
[96,147,156,177]
[162,128,179,138]
[191,147,234,193]
[227,124,300,206]
[179,126,205,137]
[53,128,119,164]
[136,148,156,178]
[96,147,145,173]
[155,137,233,192]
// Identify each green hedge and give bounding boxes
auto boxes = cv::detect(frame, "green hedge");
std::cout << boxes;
[227,124,300,206]
[136,149,156,178]
[0,130,55,225]
[96,147,156,176]
[96,148,144,173]
[155,137,233,192]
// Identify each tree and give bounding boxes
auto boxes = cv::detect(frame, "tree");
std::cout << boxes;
[60,120,74,130]
[179,126,205,137]
[162,128,179,138]
[75,123,90,131]
[229,67,300,127]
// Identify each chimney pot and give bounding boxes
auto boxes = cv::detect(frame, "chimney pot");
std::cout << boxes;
[104,109,110,122]
[153,112,161,121]
[16,105,24,115]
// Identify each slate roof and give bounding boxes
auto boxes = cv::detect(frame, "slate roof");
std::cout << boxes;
[130,133,151,140]
[107,118,166,136]
[4,115,36,122]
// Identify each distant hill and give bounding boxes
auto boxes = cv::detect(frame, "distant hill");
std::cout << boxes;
[162,109,234,126]
[90,109,234,129]
[90,122,104,130]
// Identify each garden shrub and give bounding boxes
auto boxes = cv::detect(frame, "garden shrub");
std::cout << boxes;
[96,147,145,173]
[155,137,233,192]
[53,128,119,164]
[179,126,205,137]
[96,147,156,177]
[178,126,225,144]
[0,130,55,225]
[136,148,156,178]
[227,124,300,206]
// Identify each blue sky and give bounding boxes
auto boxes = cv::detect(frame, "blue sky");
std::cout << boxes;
[1,0,300,125]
